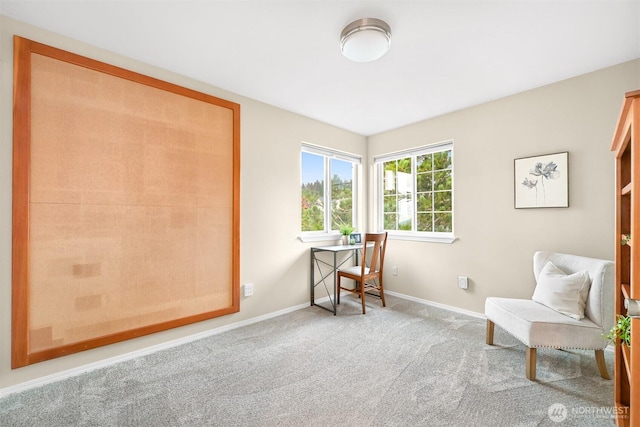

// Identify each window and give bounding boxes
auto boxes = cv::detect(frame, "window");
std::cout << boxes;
[375,141,454,242]
[301,143,360,237]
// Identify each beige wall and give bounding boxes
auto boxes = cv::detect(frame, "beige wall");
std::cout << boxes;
[1,15,639,391]
[0,17,366,388]
[368,59,640,313]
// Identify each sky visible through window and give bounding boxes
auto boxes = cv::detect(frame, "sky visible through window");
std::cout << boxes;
[301,152,323,184]
[301,152,352,184]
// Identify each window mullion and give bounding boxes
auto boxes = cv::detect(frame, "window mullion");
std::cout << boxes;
[411,155,418,233]
[325,156,332,232]
[351,163,357,231]
[377,163,383,231]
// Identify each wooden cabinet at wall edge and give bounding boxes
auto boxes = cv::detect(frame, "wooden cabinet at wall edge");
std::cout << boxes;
[611,89,640,427]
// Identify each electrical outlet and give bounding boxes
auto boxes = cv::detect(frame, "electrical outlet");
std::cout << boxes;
[392,266,398,276]
[457,276,468,289]
[244,283,254,297]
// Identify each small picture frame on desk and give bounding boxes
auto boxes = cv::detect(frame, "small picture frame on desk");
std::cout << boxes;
[350,233,362,244]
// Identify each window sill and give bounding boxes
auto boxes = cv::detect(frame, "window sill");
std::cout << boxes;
[299,233,457,244]
[387,233,458,244]
[298,233,342,243]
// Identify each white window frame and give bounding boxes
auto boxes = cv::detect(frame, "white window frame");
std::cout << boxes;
[374,141,456,244]
[300,143,361,243]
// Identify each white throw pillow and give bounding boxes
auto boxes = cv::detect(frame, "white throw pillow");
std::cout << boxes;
[532,261,591,320]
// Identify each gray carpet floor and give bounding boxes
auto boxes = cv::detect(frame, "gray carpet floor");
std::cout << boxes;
[0,294,616,426]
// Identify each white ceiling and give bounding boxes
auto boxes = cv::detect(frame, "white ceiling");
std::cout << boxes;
[1,1,639,136]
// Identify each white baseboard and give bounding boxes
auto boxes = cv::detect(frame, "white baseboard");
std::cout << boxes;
[1,291,615,400]
[0,301,310,399]
[385,290,486,319]
[0,293,483,398]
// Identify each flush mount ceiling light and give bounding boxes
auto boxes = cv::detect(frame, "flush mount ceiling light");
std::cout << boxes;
[340,18,391,62]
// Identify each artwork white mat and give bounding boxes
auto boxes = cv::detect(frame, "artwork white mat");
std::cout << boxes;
[515,152,568,208]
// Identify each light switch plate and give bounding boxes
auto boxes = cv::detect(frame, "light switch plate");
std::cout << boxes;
[244,283,254,297]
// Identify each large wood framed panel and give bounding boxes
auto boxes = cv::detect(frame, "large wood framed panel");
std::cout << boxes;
[12,36,240,368]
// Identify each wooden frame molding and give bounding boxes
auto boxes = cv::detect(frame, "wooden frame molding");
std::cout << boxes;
[12,36,241,368]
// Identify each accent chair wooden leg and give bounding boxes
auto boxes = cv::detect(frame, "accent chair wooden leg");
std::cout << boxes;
[595,349,610,379]
[486,320,494,345]
[360,282,366,314]
[379,278,386,307]
[337,275,341,305]
[526,347,536,381]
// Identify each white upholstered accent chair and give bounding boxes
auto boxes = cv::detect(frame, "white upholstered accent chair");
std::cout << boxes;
[485,251,614,381]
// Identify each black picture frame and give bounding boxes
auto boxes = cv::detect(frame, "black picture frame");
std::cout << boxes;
[350,233,362,244]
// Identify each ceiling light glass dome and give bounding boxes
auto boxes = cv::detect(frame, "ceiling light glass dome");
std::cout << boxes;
[340,18,391,62]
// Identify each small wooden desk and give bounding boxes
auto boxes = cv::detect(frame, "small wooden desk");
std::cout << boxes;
[309,244,363,315]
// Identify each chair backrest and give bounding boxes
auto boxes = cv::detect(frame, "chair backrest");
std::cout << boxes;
[533,251,614,331]
[362,232,388,276]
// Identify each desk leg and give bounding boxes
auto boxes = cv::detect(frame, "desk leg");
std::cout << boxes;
[310,249,315,306]
[333,252,338,316]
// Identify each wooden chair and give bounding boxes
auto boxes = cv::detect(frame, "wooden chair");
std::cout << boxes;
[337,232,388,314]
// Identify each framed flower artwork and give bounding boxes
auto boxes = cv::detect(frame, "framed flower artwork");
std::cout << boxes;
[514,152,569,209]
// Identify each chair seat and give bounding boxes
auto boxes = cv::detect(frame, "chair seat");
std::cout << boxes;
[485,297,605,349]
[340,265,371,276]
